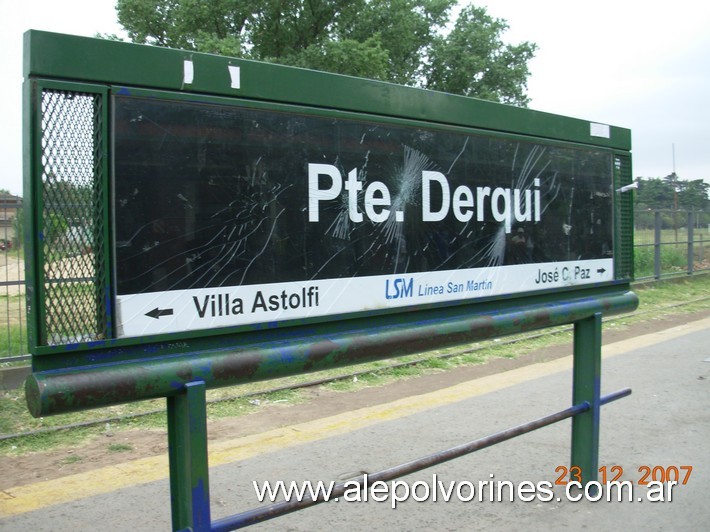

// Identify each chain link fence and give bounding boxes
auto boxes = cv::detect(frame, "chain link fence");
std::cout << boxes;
[1,195,27,364]
[634,209,708,280]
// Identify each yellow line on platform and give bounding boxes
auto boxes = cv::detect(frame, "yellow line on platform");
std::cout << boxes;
[1,316,708,518]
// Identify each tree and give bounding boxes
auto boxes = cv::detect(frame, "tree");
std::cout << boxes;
[114,0,537,105]
[425,5,536,104]
[636,178,675,210]
[635,176,709,211]
[677,179,709,211]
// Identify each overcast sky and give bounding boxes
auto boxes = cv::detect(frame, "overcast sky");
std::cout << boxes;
[1,0,709,196]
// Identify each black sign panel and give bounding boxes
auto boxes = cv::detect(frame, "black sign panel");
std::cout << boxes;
[113,95,613,337]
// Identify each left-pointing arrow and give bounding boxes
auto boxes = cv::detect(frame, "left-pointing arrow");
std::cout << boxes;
[146,307,174,319]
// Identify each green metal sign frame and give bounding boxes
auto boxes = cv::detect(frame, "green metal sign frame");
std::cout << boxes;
[24,30,634,364]
[23,30,637,530]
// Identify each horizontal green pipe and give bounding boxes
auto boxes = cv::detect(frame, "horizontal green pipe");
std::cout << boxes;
[25,291,638,417]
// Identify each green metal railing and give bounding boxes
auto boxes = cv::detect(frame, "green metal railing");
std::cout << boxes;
[24,289,638,531]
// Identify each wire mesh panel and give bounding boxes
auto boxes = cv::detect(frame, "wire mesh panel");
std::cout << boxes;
[614,155,634,279]
[39,88,108,345]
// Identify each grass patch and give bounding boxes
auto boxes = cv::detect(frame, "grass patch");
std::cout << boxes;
[0,426,101,455]
[324,376,368,392]
[633,275,710,310]
[60,454,83,465]
[0,295,28,359]
[634,246,692,278]
[107,443,133,453]
[634,226,709,246]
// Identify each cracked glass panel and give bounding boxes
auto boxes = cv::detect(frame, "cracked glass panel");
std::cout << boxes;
[114,95,613,295]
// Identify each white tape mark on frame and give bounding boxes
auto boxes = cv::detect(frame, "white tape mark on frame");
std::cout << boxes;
[183,60,194,84]
[590,122,610,139]
[228,65,241,89]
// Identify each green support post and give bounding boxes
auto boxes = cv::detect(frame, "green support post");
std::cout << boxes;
[571,312,602,485]
[167,380,211,531]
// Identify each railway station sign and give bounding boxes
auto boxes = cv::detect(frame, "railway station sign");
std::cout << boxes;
[24,30,632,352]
[23,33,637,532]
[113,94,614,338]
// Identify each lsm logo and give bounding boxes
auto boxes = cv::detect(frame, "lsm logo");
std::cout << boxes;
[385,277,414,299]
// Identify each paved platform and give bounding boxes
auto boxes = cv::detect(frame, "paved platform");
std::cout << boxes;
[1,316,708,531]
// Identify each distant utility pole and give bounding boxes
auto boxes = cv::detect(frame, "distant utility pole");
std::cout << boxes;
[672,143,678,245]
[671,143,678,176]
[673,143,678,210]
